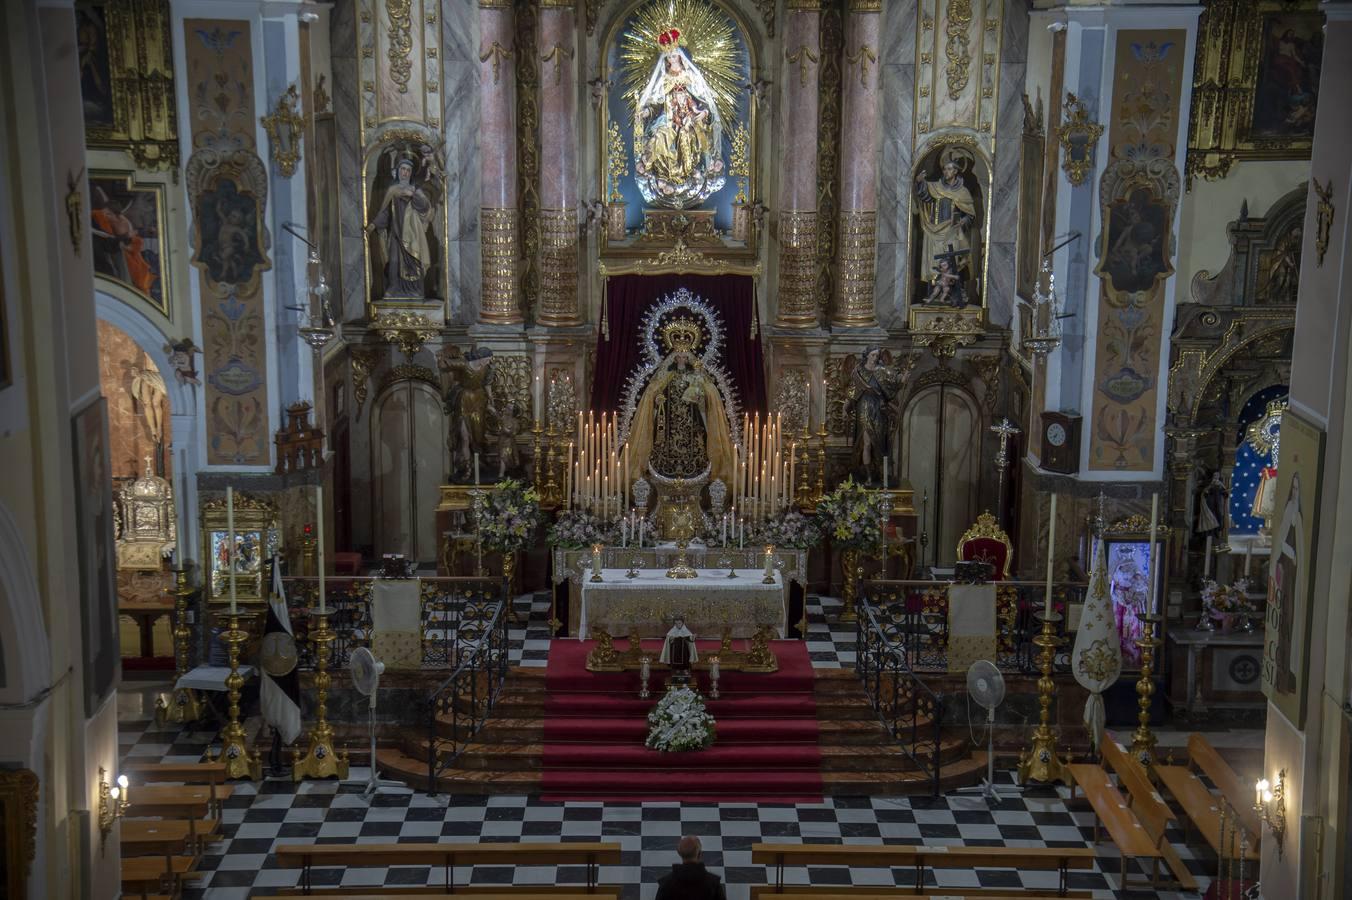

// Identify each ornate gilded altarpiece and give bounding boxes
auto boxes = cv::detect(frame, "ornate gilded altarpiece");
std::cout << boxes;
[1187,0,1324,185]
[0,769,38,898]
[76,0,179,171]
[597,0,760,265]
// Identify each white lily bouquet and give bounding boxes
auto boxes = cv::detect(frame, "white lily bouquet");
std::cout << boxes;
[645,686,716,753]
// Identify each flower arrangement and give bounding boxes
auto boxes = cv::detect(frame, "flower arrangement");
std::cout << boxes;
[476,479,542,553]
[548,509,618,550]
[751,509,822,550]
[645,686,716,753]
[1201,578,1252,615]
[816,478,890,550]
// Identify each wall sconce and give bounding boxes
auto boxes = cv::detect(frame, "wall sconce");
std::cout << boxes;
[1255,769,1286,858]
[97,767,129,853]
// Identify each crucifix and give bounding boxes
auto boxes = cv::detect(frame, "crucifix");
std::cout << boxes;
[989,418,1020,525]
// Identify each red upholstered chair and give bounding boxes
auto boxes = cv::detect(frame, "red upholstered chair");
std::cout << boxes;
[956,511,1013,580]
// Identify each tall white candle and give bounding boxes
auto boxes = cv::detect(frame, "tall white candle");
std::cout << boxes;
[789,443,796,504]
[173,462,187,565]
[226,486,237,615]
[474,452,480,486]
[315,484,326,613]
[1044,492,1056,618]
[1146,493,1159,616]
[883,456,889,490]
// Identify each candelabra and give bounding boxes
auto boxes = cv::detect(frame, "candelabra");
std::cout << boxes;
[1130,612,1162,767]
[1017,612,1068,785]
[815,424,828,502]
[797,425,812,507]
[531,420,544,494]
[293,609,350,780]
[156,567,205,727]
[213,614,262,780]
[544,421,560,505]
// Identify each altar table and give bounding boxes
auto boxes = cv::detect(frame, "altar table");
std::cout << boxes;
[578,569,787,641]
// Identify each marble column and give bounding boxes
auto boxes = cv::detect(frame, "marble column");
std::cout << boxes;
[776,0,822,328]
[831,0,881,328]
[537,0,580,326]
[479,0,523,325]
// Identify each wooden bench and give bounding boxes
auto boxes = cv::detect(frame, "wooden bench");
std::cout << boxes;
[1156,732,1261,861]
[254,895,618,900]
[1097,736,1198,891]
[123,784,230,820]
[124,761,229,815]
[121,818,220,856]
[1065,754,1162,890]
[274,842,624,895]
[120,854,203,899]
[750,843,1097,897]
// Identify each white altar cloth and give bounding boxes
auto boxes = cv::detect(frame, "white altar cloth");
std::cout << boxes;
[372,578,422,669]
[946,583,998,672]
[578,569,786,640]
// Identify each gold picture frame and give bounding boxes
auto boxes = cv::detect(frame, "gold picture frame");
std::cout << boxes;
[260,84,305,178]
[1187,0,1324,185]
[1056,93,1103,188]
[0,769,38,897]
[200,492,280,605]
[75,0,179,171]
[89,169,171,317]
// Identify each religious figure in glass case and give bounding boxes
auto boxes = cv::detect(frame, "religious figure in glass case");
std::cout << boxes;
[633,30,725,207]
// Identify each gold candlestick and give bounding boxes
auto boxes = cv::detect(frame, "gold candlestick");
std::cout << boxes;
[815,424,828,503]
[1130,612,1162,767]
[213,614,261,780]
[839,548,860,622]
[503,549,522,625]
[156,567,205,727]
[1017,612,1069,785]
[544,422,559,505]
[797,425,812,507]
[531,420,544,492]
[293,609,350,780]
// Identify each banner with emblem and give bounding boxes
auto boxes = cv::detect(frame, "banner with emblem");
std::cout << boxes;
[1070,540,1122,751]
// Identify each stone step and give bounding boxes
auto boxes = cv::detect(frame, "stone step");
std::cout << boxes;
[436,714,917,747]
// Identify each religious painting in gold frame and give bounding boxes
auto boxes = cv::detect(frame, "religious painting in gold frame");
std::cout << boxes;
[200,492,280,605]
[89,169,171,317]
[1101,516,1171,673]
[1187,0,1324,184]
[0,769,38,898]
[596,0,759,261]
[75,0,180,171]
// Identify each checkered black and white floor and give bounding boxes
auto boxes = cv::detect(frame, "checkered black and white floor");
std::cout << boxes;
[119,594,1253,900]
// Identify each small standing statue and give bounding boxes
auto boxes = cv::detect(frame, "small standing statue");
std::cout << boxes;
[660,616,697,687]
[367,154,436,299]
[925,245,970,307]
[849,347,905,487]
[1196,470,1229,545]
[439,346,496,481]
[495,402,523,478]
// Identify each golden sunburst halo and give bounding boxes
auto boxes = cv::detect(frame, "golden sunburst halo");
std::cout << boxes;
[618,0,745,129]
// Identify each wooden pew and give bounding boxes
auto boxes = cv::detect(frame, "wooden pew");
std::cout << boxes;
[123,785,228,820]
[121,818,220,856]
[1065,755,1162,890]
[120,854,203,899]
[1155,732,1261,861]
[1097,736,1198,891]
[749,843,1097,897]
[253,895,618,900]
[123,760,229,816]
[273,842,624,896]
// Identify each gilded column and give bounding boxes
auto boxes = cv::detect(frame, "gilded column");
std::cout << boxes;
[480,0,523,324]
[831,0,880,327]
[776,0,822,328]
[537,0,580,326]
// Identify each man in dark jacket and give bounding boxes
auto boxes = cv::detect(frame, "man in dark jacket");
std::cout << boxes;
[655,836,727,900]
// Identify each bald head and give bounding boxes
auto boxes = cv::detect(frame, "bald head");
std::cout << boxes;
[676,836,702,862]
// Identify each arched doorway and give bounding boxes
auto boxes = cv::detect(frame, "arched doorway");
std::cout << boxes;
[902,383,981,567]
[371,376,447,561]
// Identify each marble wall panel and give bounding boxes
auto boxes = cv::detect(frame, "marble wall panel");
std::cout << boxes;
[332,0,367,322]
[876,0,915,324]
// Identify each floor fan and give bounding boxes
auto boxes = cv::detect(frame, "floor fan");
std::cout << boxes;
[958,659,1021,804]
[342,646,410,799]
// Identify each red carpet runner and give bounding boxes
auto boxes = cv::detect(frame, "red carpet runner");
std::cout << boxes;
[541,639,822,802]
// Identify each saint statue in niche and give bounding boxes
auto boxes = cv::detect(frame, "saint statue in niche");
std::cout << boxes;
[848,347,906,487]
[914,147,981,305]
[366,139,445,300]
[633,29,725,208]
[626,317,736,486]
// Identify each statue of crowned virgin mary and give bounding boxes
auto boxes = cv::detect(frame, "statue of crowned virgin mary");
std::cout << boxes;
[625,316,736,488]
[632,28,727,208]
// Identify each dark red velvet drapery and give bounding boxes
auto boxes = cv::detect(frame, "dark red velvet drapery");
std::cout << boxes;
[589,274,766,416]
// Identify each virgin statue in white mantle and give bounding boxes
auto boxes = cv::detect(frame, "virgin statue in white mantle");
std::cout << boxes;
[632,29,726,208]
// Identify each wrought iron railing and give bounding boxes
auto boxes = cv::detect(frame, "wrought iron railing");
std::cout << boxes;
[855,597,944,796]
[281,576,506,670]
[861,579,1085,673]
[425,591,510,795]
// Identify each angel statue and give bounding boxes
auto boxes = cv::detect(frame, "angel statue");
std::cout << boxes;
[626,317,736,487]
[849,347,907,487]
[915,147,980,302]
